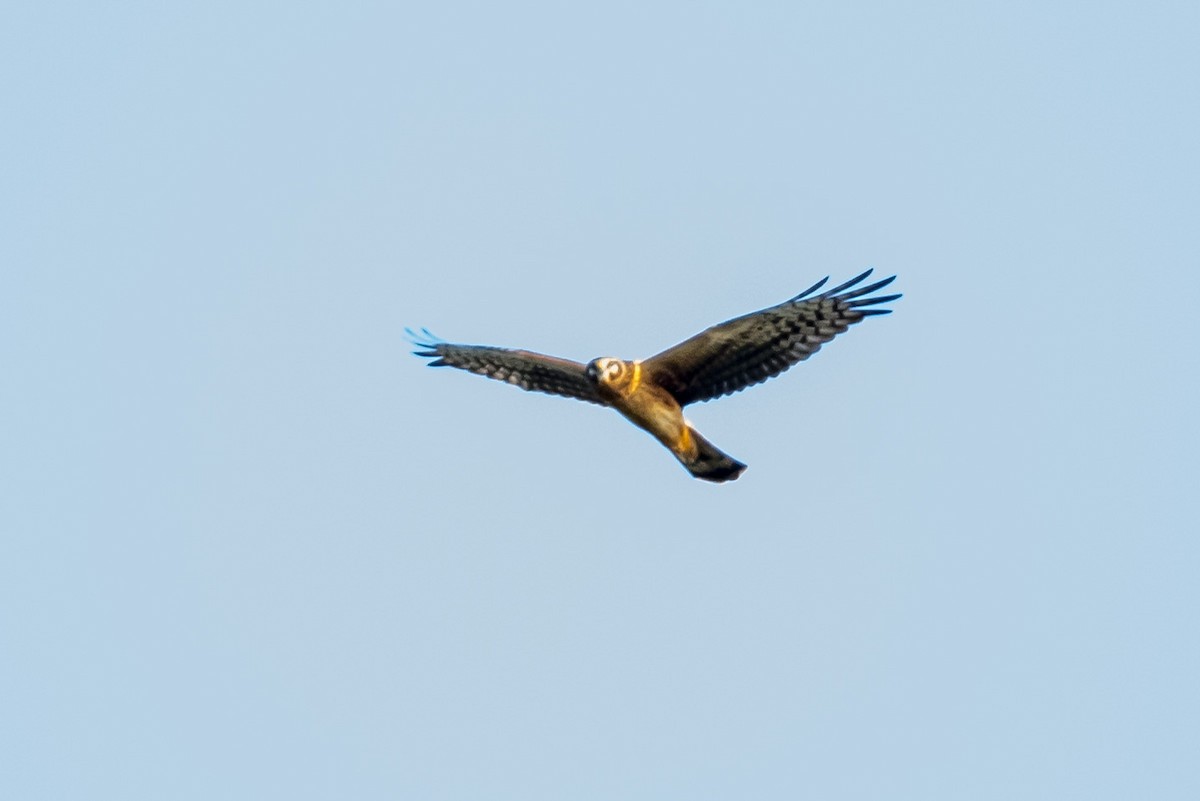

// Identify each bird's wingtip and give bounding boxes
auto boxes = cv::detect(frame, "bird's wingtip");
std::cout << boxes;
[791,275,830,301]
[405,326,445,349]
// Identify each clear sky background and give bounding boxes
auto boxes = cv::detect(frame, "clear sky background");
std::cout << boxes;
[4,2,1199,799]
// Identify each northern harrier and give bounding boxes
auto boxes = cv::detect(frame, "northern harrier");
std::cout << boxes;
[409,270,899,482]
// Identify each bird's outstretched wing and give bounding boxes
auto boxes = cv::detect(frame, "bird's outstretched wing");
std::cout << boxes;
[407,329,606,406]
[642,270,900,406]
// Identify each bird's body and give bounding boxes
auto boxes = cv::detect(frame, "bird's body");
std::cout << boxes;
[587,357,745,480]
[409,270,900,482]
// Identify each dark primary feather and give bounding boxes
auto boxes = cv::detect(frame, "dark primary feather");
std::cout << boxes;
[406,329,605,406]
[642,270,900,406]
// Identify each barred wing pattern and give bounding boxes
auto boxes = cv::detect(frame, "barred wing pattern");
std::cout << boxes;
[407,330,606,406]
[642,270,900,406]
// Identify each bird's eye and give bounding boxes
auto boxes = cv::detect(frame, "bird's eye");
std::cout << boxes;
[608,362,622,376]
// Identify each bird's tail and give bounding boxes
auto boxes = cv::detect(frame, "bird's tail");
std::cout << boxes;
[683,428,747,483]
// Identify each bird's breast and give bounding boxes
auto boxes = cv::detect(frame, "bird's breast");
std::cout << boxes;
[611,380,685,449]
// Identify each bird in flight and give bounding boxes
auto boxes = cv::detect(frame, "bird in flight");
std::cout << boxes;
[409,270,899,482]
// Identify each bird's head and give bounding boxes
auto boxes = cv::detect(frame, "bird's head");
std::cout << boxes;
[586,357,627,390]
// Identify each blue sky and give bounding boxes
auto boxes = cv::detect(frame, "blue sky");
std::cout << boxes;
[4,2,1199,798]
